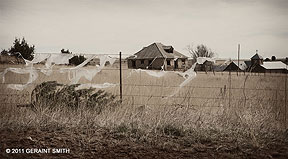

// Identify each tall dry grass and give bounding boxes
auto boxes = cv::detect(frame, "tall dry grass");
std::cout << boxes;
[0,91,286,149]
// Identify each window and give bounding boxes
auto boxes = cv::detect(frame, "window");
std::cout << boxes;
[167,60,171,66]
[141,60,144,64]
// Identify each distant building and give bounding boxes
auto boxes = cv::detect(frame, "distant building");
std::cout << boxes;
[248,53,288,73]
[194,57,215,72]
[223,61,247,72]
[251,52,263,65]
[247,52,264,72]
[127,43,188,70]
[261,61,288,73]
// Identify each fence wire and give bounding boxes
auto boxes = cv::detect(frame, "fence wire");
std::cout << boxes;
[0,53,287,127]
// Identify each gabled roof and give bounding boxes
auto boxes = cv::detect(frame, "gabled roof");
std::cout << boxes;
[128,43,187,59]
[223,61,247,71]
[261,61,288,70]
[244,61,252,68]
[251,53,263,60]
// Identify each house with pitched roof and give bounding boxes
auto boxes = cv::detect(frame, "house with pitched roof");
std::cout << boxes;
[223,61,247,72]
[246,52,264,72]
[247,52,288,73]
[127,43,188,70]
[261,61,288,73]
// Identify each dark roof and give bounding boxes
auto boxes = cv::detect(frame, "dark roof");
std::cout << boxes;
[128,43,187,59]
[223,62,240,71]
[251,53,263,60]
[244,61,252,68]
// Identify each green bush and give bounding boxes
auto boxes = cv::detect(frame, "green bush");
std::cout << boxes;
[31,81,119,113]
[69,55,86,65]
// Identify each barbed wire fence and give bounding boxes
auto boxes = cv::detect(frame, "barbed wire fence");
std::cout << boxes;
[0,52,287,128]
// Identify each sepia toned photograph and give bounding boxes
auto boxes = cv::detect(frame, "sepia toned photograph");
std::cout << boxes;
[0,0,287,158]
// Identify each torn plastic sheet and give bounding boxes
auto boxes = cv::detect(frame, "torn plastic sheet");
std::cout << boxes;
[168,57,215,97]
[25,54,51,66]
[99,55,116,66]
[1,53,50,90]
[75,82,118,90]
[133,69,168,78]
[60,55,117,84]
[168,63,197,97]
[65,68,102,84]
[2,67,38,91]
[1,53,114,90]
[45,54,74,68]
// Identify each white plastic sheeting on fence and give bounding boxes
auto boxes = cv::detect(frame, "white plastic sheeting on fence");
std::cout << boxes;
[1,67,38,91]
[45,54,74,68]
[60,55,116,84]
[169,57,215,97]
[75,82,118,90]
[25,53,51,66]
[132,69,168,78]
[1,53,117,90]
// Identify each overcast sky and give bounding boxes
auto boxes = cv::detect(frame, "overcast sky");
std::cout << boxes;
[0,0,287,59]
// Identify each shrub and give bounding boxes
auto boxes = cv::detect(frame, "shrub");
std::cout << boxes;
[69,55,86,65]
[31,81,119,113]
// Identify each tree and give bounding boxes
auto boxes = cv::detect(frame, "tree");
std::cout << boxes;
[61,49,72,54]
[186,44,215,60]
[69,55,86,65]
[7,38,35,60]
[0,49,9,55]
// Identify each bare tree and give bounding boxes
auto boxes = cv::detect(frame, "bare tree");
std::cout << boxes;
[186,44,215,60]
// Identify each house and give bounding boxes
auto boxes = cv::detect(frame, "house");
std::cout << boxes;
[194,57,215,72]
[251,52,263,65]
[127,43,188,70]
[247,52,264,72]
[261,61,288,73]
[223,61,247,72]
[248,54,288,73]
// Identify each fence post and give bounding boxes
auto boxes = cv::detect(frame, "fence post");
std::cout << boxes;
[119,52,123,102]
[229,71,231,108]
[285,72,287,129]
[237,44,240,76]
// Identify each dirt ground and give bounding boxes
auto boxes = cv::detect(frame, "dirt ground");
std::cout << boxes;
[1,127,288,159]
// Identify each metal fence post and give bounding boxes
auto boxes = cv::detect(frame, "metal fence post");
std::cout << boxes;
[119,52,123,102]
[285,72,287,129]
[229,71,231,108]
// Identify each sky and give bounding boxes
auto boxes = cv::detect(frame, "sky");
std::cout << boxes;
[0,0,287,59]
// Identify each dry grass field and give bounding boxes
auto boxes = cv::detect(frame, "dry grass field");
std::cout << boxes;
[1,63,288,158]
